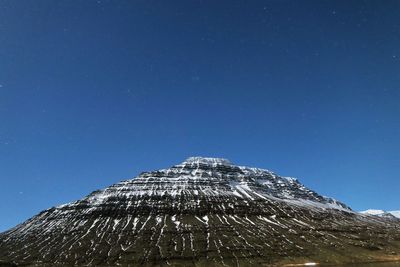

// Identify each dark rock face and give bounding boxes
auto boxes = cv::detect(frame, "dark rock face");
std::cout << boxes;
[1,157,400,266]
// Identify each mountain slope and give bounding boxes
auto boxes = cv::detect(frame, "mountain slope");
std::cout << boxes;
[1,157,400,266]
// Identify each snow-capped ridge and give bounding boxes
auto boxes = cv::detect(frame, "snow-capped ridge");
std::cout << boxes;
[389,211,400,218]
[78,157,351,212]
[361,209,386,215]
[360,209,400,219]
[181,156,233,166]
[180,157,275,176]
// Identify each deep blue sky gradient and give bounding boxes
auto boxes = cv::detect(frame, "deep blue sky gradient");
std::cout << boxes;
[1,0,400,232]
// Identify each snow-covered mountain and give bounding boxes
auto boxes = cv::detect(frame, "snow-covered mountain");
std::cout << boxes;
[360,209,400,219]
[82,156,351,211]
[1,157,400,266]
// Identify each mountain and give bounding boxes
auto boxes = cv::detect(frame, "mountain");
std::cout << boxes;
[360,209,400,219]
[1,157,400,266]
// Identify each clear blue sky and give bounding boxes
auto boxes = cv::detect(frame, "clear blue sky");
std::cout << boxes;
[1,0,399,232]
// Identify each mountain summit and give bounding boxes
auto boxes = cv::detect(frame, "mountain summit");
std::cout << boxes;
[1,157,400,266]
[182,156,233,165]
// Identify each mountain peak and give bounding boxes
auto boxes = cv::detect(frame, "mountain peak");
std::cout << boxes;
[181,156,233,166]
